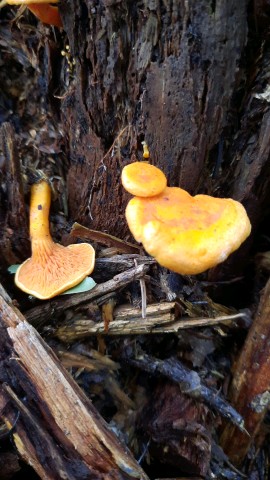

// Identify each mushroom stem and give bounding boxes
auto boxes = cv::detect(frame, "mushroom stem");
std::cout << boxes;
[30,182,56,262]
[15,180,95,299]
[30,181,53,245]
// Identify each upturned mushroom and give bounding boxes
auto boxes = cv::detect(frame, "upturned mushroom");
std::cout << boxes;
[122,164,251,275]
[121,161,167,197]
[0,0,62,28]
[15,180,95,299]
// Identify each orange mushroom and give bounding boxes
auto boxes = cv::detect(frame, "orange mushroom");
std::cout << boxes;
[121,161,167,197]
[15,181,95,299]
[122,164,251,275]
[142,141,150,159]
[0,0,62,28]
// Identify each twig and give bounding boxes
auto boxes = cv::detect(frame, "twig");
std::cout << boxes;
[140,278,147,319]
[134,258,147,319]
[100,125,130,164]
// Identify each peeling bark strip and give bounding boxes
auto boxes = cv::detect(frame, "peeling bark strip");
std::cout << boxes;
[220,278,270,465]
[0,285,149,480]
[69,223,141,254]
[54,305,248,342]
[59,0,247,237]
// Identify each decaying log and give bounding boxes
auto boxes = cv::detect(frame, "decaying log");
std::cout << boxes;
[137,383,212,477]
[58,0,247,238]
[0,283,149,480]
[220,278,270,465]
[208,43,270,282]
[226,46,270,213]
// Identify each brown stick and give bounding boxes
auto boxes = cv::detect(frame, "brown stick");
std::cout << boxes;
[220,278,270,465]
[0,283,149,480]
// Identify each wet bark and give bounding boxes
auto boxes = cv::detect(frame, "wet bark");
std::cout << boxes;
[0,123,30,268]
[2,0,270,477]
[2,1,270,268]
[59,0,249,237]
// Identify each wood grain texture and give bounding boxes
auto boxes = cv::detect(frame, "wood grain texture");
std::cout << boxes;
[0,284,149,479]
[220,278,270,464]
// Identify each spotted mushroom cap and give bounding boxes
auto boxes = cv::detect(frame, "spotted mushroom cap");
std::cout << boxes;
[125,187,251,275]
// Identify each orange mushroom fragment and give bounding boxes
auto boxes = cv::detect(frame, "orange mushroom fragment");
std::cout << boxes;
[124,184,251,275]
[121,161,167,197]
[142,141,150,159]
[15,181,95,299]
[0,0,62,28]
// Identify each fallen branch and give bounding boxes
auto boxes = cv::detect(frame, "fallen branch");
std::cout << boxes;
[0,283,149,480]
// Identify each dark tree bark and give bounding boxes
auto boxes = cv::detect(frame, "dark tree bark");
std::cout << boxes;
[59,1,249,237]
[2,0,270,477]
[2,0,269,268]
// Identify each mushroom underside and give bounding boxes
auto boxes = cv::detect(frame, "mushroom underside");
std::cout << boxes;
[15,243,95,299]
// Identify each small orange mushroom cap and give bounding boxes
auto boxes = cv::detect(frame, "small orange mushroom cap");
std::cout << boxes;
[15,181,95,299]
[125,187,251,275]
[121,162,167,197]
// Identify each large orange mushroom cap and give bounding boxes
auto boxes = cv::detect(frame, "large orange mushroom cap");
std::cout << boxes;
[121,162,167,197]
[1,0,62,28]
[27,3,62,28]
[125,187,251,275]
[15,181,95,299]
